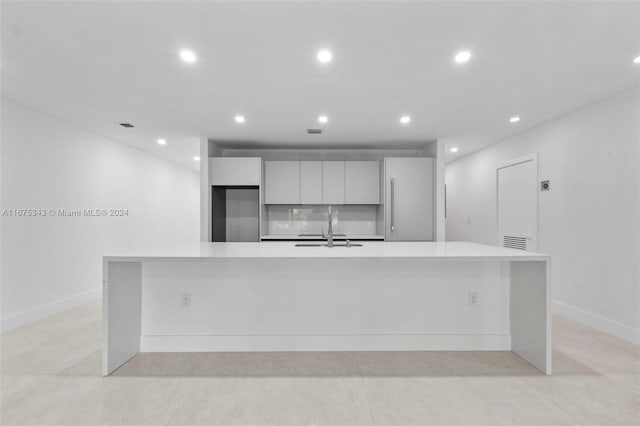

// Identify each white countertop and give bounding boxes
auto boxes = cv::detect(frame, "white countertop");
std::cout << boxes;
[104,241,549,262]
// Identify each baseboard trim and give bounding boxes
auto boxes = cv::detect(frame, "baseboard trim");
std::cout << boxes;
[1,287,101,333]
[552,300,640,346]
[140,333,511,352]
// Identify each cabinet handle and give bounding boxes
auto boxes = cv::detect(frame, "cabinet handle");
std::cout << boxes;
[390,178,395,231]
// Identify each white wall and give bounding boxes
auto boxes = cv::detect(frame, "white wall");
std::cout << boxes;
[445,88,640,344]
[0,100,200,331]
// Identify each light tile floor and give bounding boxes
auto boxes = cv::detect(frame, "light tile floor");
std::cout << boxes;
[1,300,638,425]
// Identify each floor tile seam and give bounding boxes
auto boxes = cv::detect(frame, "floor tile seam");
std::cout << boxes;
[513,375,585,425]
[357,376,378,426]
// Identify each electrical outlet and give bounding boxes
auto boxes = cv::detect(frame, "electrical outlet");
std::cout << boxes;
[181,293,191,308]
[468,292,478,306]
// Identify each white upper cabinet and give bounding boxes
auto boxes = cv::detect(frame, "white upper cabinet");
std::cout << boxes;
[264,161,300,204]
[322,161,345,204]
[300,161,323,204]
[345,161,381,204]
[210,157,261,186]
[263,160,382,205]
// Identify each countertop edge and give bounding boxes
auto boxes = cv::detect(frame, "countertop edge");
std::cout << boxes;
[104,255,551,262]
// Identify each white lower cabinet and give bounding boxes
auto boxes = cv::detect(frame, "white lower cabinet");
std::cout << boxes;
[264,161,300,204]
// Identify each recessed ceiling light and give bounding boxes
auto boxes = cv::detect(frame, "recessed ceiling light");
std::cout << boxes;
[318,115,329,124]
[509,116,521,123]
[400,116,411,124]
[634,56,640,64]
[157,138,167,146]
[450,147,459,153]
[454,50,472,64]
[234,115,246,123]
[193,156,201,162]
[317,49,333,63]
[179,50,197,63]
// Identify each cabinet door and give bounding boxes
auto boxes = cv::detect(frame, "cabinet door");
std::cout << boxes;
[384,158,434,241]
[345,161,380,204]
[264,161,300,204]
[322,161,345,204]
[300,161,323,204]
[210,157,262,186]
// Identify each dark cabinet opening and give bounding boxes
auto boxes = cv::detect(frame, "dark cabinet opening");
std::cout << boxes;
[212,186,259,242]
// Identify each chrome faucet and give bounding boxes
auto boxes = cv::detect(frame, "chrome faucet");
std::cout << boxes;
[328,205,334,248]
[322,205,334,248]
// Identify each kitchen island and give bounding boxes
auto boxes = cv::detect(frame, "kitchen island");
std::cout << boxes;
[103,242,551,375]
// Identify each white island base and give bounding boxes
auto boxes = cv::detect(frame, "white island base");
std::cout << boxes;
[103,242,551,376]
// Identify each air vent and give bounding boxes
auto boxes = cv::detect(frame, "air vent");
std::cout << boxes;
[307,128,322,134]
[119,123,135,128]
[503,236,527,250]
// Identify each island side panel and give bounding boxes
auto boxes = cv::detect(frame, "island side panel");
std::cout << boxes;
[510,260,551,375]
[102,260,142,376]
[139,257,510,352]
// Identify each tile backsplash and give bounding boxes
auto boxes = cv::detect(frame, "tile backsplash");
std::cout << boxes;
[265,205,378,236]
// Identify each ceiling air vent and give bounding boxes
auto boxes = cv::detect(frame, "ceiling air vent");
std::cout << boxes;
[307,128,322,134]
[119,123,135,128]
[503,236,527,251]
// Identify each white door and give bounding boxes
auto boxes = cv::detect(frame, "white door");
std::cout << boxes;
[497,155,538,251]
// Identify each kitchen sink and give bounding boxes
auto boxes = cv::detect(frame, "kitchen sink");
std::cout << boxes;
[295,242,363,247]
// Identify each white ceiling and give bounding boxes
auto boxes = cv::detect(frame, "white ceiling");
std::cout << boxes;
[2,1,639,170]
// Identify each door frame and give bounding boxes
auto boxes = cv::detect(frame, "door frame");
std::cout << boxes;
[496,153,538,249]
